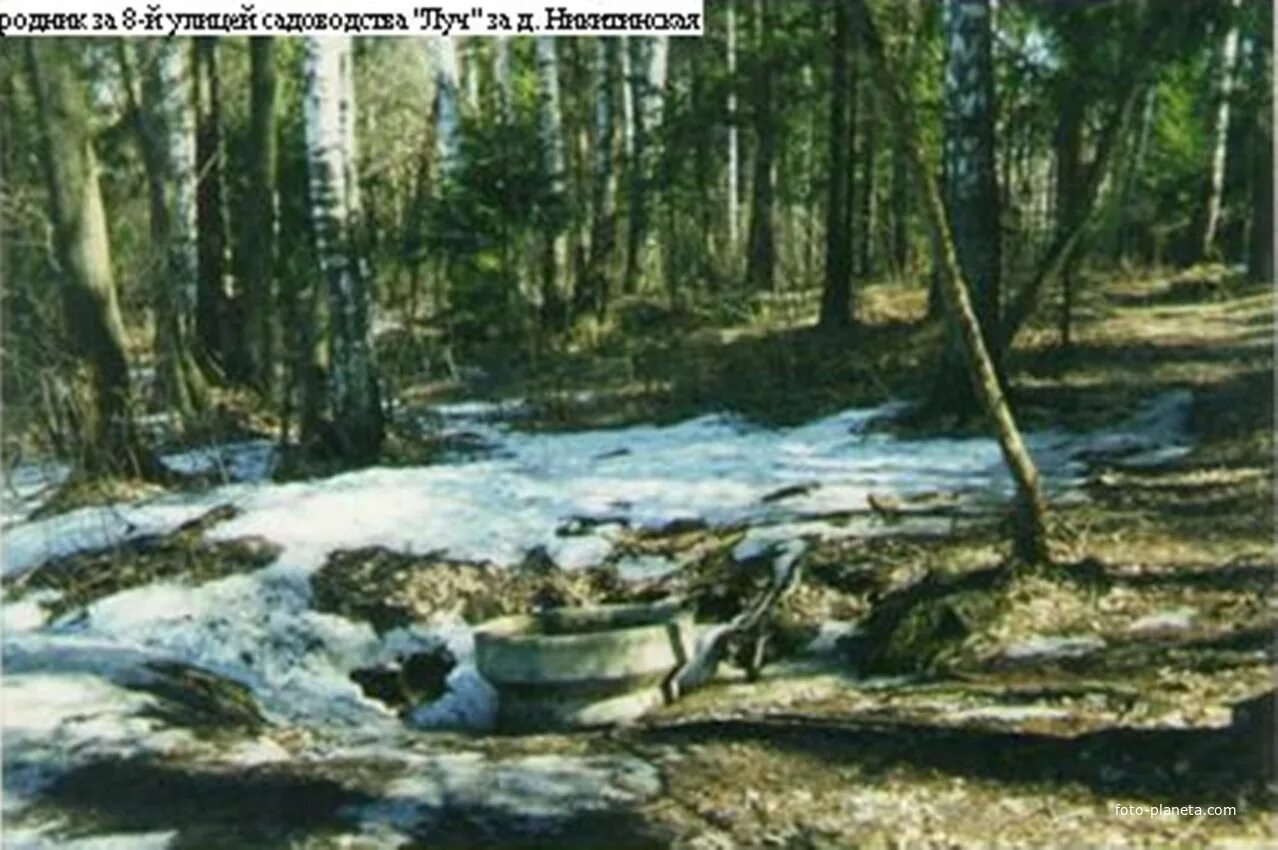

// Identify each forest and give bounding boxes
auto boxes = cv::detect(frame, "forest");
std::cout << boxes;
[0,0,1274,847]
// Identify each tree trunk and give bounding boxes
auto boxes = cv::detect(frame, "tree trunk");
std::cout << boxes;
[819,0,853,329]
[623,37,668,294]
[726,1,741,257]
[131,39,208,420]
[1190,0,1242,263]
[193,38,236,381]
[586,38,620,317]
[927,0,1002,418]
[535,36,570,330]
[243,37,279,394]
[1001,78,1148,347]
[850,0,1051,564]
[430,36,464,182]
[25,41,153,477]
[745,0,778,292]
[303,36,383,461]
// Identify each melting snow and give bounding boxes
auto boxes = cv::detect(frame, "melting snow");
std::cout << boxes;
[0,392,1194,828]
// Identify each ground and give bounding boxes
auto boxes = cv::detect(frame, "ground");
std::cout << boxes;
[1,266,1273,848]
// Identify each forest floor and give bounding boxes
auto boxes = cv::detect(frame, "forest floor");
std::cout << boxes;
[1,266,1274,848]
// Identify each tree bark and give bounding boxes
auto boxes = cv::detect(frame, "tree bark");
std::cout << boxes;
[193,38,236,381]
[745,0,778,292]
[819,0,853,329]
[850,0,1051,564]
[430,36,464,182]
[243,37,279,393]
[303,36,383,461]
[585,38,620,317]
[129,39,208,420]
[726,1,741,257]
[535,36,570,330]
[927,0,1003,418]
[623,37,668,294]
[1190,0,1242,263]
[25,41,153,477]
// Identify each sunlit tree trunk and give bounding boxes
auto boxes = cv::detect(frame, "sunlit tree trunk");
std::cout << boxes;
[1191,0,1242,263]
[535,36,571,329]
[928,0,1002,418]
[746,0,778,292]
[303,36,383,461]
[850,0,1051,564]
[430,36,464,181]
[819,0,853,329]
[193,38,236,381]
[131,39,208,419]
[243,37,279,393]
[25,41,152,477]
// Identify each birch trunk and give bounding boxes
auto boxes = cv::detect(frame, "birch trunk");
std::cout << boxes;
[134,38,208,419]
[429,37,464,182]
[1191,0,1242,262]
[303,36,383,461]
[623,36,669,294]
[585,38,620,316]
[535,36,571,329]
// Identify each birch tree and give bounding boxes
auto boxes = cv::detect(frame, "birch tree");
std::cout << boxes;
[623,36,669,294]
[24,41,153,476]
[1190,0,1242,262]
[303,36,383,460]
[585,38,621,316]
[127,38,208,419]
[928,0,1002,417]
[535,36,570,328]
[726,1,740,255]
[429,36,464,182]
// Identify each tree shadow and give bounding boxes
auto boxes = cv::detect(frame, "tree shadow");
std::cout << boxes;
[635,692,1275,809]
[30,755,676,850]
[34,757,377,849]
